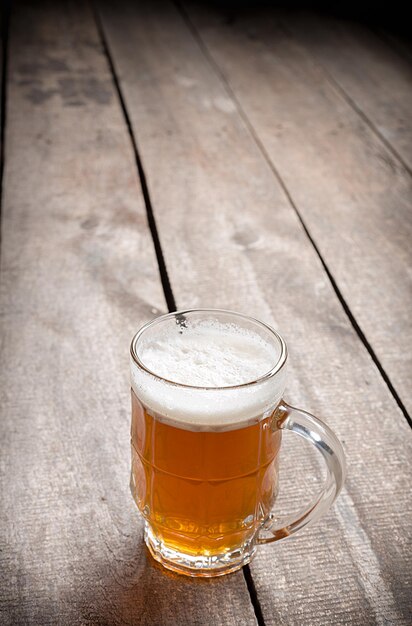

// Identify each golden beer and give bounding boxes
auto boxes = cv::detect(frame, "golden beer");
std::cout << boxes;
[130,389,281,556]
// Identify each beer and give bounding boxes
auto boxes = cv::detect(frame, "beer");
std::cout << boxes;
[130,314,287,569]
[131,390,281,556]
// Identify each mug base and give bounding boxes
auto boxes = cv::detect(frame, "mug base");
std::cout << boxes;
[144,522,256,577]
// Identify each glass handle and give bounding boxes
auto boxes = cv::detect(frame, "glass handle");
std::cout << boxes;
[257,401,346,544]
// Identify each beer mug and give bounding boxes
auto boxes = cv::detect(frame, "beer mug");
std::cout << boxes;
[130,309,346,577]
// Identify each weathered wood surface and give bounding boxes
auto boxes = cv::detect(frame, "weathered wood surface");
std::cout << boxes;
[0,1,258,624]
[98,1,412,624]
[281,12,412,173]
[181,2,412,419]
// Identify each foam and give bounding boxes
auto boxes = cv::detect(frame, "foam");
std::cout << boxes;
[131,320,287,432]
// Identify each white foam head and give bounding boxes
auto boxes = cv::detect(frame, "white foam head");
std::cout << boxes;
[130,311,287,431]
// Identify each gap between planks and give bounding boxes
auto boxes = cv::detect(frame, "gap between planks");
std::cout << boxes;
[173,0,412,431]
[92,1,177,314]
[92,3,266,624]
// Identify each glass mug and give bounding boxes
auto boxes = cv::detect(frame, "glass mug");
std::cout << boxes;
[130,309,346,577]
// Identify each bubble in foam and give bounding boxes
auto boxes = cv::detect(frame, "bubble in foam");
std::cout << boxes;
[131,319,287,431]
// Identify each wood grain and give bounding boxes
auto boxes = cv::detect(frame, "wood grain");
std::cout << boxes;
[0,1,257,624]
[281,12,412,172]
[98,1,412,623]
[182,1,412,419]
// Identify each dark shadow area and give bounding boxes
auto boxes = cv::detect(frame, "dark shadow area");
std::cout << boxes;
[187,0,412,40]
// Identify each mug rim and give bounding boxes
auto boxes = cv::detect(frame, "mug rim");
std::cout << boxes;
[130,308,288,391]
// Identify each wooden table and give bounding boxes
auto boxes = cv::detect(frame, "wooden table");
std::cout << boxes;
[1,1,411,624]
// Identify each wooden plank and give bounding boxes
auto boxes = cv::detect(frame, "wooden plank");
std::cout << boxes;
[0,2,257,625]
[181,2,412,419]
[281,12,412,173]
[98,1,412,624]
